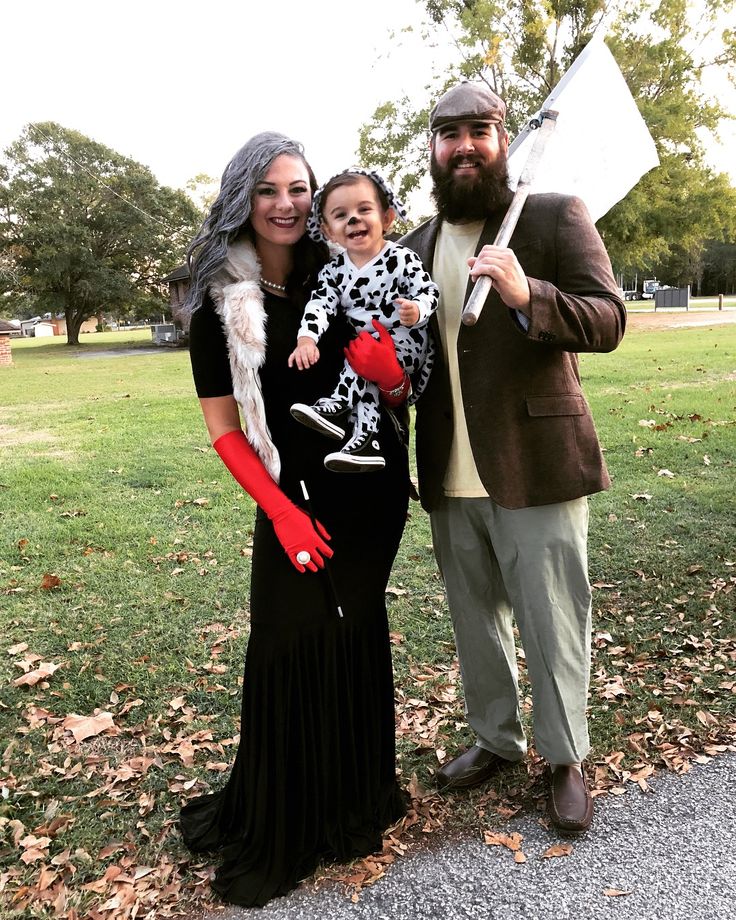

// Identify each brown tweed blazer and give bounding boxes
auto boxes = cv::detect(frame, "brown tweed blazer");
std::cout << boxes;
[401,193,626,512]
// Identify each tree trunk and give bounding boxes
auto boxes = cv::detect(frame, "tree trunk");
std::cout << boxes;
[65,309,84,346]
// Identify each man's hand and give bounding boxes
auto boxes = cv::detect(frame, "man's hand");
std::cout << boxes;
[288,336,320,370]
[468,245,531,311]
[396,298,421,327]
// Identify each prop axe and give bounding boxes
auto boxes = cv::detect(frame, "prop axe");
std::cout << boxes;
[460,32,659,327]
[461,110,557,326]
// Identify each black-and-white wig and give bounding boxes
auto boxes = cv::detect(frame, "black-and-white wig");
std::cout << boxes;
[185,132,314,313]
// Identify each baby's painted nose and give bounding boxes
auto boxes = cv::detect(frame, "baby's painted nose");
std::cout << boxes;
[348,216,359,225]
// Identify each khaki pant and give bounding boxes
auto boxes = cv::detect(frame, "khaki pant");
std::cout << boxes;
[430,496,592,764]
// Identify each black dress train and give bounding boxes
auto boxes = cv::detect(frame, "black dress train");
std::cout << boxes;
[180,291,409,906]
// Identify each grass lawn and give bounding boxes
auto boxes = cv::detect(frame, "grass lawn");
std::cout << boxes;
[1,324,734,916]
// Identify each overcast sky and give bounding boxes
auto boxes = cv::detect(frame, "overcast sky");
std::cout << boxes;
[2,0,437,192]
[3,0,735,219]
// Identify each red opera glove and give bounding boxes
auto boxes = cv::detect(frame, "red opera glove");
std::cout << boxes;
[213,429,332,573]
[344,318,410,406]
[269,505,332,572]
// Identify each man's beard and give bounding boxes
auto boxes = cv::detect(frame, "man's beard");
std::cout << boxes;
[430,152,513,222]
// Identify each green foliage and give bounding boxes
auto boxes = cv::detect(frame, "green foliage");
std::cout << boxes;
[184,172,219,213]
[0,123,202,343]
[358,0,736,286]
[701,239,736,294]
[599,153,736,283]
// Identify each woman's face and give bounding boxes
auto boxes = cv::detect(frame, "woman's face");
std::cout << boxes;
[250,154,312,248]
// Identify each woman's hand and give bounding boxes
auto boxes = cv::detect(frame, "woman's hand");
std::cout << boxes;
[269,505,333,573]
[344,318,404,390]
[288,337,320,370]
[211,429,332,573]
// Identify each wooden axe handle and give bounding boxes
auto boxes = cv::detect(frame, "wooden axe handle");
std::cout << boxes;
[461,111,558,327]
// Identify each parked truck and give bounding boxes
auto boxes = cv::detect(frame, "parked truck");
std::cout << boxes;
[641,279,661,299]
[621,279,662,301]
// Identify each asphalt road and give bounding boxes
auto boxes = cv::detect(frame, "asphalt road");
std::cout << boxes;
[204,753,736,920]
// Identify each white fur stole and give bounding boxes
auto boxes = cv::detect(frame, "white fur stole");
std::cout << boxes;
[208,240,281,481]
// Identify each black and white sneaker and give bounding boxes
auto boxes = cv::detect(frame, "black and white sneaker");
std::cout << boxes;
[290,398,350,439]
[324,432,386,472]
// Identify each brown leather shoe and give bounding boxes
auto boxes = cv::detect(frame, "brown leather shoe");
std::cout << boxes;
[547,765,594,833]
[435,745,513,791]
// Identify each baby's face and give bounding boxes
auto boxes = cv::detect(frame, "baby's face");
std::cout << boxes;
[321,177,394,267]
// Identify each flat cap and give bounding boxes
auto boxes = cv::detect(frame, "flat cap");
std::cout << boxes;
[429,81,506,133]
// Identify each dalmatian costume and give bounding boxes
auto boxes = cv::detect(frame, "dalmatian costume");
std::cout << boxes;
[291,169,439,471]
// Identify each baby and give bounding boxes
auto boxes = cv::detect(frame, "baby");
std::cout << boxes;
[288,168,438,472]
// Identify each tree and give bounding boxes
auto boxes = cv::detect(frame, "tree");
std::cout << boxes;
[0,123,202,344]
[184,172,219,214]
[700,239,736,294]
[358,1,736,277]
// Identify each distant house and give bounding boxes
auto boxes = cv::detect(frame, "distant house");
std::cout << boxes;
[50,314,100,336]
[0,319,16,366]
[0,319,22,338]
[161,265,191,331]
[18,316,41,337]
[15,313,99,337]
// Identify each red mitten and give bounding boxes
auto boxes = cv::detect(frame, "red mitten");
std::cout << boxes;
[213,429,332,572]
[344,318,408,404]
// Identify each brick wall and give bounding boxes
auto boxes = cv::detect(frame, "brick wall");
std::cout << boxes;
[0,334,13,367]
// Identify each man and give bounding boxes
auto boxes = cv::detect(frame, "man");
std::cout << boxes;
[402,81,626,833]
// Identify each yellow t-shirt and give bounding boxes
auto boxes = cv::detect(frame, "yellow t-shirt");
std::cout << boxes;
[433,221,489,497]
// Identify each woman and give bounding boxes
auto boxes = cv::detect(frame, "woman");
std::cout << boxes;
[179,132,411,907]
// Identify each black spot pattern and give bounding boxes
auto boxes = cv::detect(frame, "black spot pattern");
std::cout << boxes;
[296,242,440,445]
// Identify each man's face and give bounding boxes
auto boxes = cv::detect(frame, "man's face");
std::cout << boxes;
[431,121,508,177]
[429,121,511,222]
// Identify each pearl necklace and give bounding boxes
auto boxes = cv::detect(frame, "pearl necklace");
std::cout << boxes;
[260,277,287,292]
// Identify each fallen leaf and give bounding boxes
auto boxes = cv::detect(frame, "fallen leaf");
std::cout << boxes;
[604,888,632,897]
[12,662,61,686]
[40,574,62,590]
[62,711,116,743]
[542,843,573,859]
[483,831,523,851]
[7,642,28,656]
[9,819,26,846]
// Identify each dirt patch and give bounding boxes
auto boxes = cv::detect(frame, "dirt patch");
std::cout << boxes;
[0,423,55,447]
[626,309,736,332]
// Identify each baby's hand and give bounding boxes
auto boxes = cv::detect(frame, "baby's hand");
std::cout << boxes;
[288,337,320,370]
[396,298,420,327]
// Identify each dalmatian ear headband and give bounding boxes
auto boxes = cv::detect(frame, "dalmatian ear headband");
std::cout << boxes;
[306,167,407,242]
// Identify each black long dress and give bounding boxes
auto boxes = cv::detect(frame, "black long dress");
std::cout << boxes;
[180,289,409,906]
